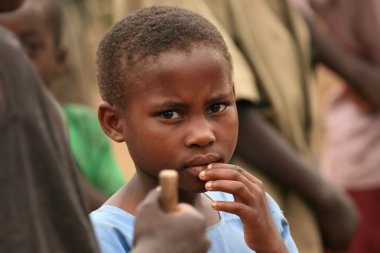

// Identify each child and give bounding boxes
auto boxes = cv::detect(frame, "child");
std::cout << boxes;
[0,0,126,207]
[1,3,210,252]
[91,6,298,253]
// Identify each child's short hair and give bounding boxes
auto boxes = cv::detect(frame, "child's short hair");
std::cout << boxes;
[97,6,233,106]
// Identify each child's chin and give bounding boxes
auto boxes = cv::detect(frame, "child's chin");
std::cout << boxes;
[178,174,205,191]
[180,181,207,194]
[194,184,208,193]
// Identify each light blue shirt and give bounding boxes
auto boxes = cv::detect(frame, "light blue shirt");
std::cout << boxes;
[90,191,298,253]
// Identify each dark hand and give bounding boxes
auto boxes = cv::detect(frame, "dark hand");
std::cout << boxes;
[132,187,210,253]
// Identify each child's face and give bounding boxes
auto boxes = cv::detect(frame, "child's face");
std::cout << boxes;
[118,46,238,193]
[0,3,62,85]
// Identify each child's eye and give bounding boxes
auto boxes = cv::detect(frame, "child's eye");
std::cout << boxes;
[208,104,227,114]
[22,42,44,58]
[161,110,181,120]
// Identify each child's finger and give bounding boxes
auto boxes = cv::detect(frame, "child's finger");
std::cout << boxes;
[200,167,250,185]
[205,179,264,205]
[210,200,252,217]
[200,165,264,193]
[203,163,263,185]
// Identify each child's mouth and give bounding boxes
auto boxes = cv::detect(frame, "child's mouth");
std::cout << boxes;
[181,154,221,176]
[183,164,209,177]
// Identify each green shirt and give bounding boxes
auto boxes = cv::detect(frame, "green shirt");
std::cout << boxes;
[63,104,125,196]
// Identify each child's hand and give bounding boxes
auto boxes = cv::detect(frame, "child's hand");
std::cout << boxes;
[199,163,288,253]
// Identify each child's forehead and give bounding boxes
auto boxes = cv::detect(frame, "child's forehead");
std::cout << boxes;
[122,45,231,96]
[127,45,228,79]
[20,2,51,25]
[132,44,227,71]
[0,3,47,29]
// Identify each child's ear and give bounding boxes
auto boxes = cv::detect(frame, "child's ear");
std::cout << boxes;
[53,48,67,77]
[55,48,66,67]
[98,102,125,143]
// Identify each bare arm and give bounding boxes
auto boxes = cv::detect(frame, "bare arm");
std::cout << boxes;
[308,21,380,110]
[236,102,357,250]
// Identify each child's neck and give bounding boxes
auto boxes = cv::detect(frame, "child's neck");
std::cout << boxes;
[105,172,220,227]
[104,173,154,214]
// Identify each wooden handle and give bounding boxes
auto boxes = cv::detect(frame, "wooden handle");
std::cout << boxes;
[159,170,178,213]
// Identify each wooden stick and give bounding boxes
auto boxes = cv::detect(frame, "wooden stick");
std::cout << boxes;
[159,169,178,213]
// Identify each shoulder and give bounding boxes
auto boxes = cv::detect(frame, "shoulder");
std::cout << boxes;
[90,205,135,231]
[90,205,134,252]
[0,27,22,51]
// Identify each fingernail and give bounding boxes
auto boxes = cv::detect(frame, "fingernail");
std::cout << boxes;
[207,163,213,169]
[205,181,212,190]
[199,170,206,179]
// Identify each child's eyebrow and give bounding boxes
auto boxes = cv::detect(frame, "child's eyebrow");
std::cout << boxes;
[207,89,235,104]
[156,93,232,108]
[159,101,186,109]
[210,92,231,101]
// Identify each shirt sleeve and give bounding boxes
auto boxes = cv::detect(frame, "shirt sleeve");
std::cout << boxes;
[92,224,129,253]
[90,207,134,253]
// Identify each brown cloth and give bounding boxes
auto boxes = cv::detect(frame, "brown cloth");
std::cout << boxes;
[0,27,99,253]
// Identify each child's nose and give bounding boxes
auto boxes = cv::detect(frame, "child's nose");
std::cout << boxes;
[184,118,216,147]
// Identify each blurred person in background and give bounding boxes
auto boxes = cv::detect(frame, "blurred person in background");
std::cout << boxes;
[292,0,380,252]
[0,0,127,210]
[0,2,100,250]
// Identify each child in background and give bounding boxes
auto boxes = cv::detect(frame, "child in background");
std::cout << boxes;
[90,6,298,253]
[0,23,100,253]
[0,0,125,207]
